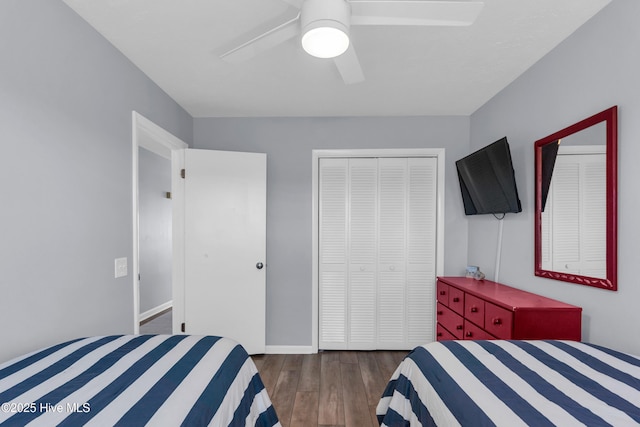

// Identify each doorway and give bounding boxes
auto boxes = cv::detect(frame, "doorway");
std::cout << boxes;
[131,113,267,351]
[138,146,172,332]
[132,112,187,334]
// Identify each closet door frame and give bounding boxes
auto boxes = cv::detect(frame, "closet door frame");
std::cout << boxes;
[311,148,445,353]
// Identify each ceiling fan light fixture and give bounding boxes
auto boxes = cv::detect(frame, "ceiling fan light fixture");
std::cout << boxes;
[300,0,351,59]
[301,20,349,59]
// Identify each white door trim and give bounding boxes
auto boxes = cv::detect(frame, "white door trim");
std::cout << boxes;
[132,111,187,333]
[311,148,445,352]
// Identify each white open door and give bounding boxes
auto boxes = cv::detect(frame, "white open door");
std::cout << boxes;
[183,149,266,355]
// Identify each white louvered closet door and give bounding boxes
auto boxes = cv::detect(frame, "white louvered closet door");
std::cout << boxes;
[406,158,438,348]
[319,157,437,350]
[348,159,378,349]
[377,158,407,348]
[319,159,348,348]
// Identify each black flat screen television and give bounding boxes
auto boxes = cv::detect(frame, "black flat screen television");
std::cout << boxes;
[456,137,522,215]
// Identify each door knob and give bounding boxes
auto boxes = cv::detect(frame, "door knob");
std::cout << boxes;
[256,262,264,270]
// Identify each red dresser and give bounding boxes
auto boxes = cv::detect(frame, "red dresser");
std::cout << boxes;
[436,276,582,341]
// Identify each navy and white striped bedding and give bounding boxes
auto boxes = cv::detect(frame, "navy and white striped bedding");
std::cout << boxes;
[377,340,640,426]
[0,335,280,426]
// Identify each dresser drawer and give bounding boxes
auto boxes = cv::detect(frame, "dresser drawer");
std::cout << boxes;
[465,294,485,327]
[485,303,513,339]
[436,323,458,341]
[437,302,464,339]
[464,320,495,340]
[436,281,449,305]
[449,287,465,315]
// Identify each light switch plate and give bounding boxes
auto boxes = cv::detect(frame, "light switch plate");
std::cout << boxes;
[115,257,128,278]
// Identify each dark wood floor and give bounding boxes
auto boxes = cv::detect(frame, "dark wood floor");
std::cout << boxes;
[252,350,408,427]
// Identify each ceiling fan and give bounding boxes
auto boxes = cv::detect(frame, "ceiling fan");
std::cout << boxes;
[219,0,484,84]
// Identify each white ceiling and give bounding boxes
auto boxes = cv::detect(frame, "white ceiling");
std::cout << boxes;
[62,0,610,118]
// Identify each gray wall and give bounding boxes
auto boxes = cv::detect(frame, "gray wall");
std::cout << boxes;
[138,148,172,314]
[3,0,635,360]
[0,0,192,362]
[469,0,640,354]
[193,116,471,346]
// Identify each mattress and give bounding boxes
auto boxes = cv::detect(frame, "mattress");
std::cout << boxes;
[376,340,640,426]
[0,334,280,426]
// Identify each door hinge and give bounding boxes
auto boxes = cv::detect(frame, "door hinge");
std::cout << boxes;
[180,169,185,179]
[181,322,185,333]
[165,191,172,199]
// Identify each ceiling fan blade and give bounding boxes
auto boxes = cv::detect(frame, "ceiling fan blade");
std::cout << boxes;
[334,44,365,85]
[279,0,304,7]
[220,14,300,63]
[349,0,484,26]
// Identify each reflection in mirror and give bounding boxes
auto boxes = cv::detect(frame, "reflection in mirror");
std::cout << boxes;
[535,106,617,290]
[540,140,559,212]
[541,143,606,278]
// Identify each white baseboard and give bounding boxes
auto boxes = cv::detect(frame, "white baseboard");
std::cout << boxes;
[265,345,315,354]
[140,301,172,323]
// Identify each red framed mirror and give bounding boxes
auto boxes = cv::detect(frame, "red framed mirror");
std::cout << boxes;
[534,106,617,290]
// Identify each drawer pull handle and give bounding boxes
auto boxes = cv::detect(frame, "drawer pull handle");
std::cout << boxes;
[437,332,442,337]
[493,318,502,325]
[439,291,446,295]
[453,297,460,302]
[470,307,478,313]
[466,331,472,337]
[456,325,463,330]
[437,311,443,315]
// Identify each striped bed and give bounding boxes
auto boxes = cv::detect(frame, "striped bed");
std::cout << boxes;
[0,335,280,426]
[376,340,640,426]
